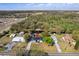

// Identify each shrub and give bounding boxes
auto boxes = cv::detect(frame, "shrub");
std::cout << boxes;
[23,33,30,42]
[43,36,54,44]
[74,40,79,50]
[41,32,50,37]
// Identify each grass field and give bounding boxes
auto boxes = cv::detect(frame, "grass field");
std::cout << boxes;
[29,43,48,56]
[12,42,27,51]
[0,35,11,45]
[29,42,57,56]
[12,42,27,55]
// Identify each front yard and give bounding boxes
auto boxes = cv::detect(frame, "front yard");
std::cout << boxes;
[11,42,27,55]
[29,42,57,56]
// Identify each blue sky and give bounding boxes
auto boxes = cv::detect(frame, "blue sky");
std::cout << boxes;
[0,3,79,10]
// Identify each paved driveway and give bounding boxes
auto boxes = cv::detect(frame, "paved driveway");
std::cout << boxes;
[4,42,16,52]
[51,35,62,53]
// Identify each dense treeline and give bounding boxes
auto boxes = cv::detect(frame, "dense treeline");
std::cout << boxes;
[10,12,79,33]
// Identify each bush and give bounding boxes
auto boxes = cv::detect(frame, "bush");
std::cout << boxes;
[72,30,79,40]
[41,32,50,37]
[23,33,30,42]
[74,40,79,50]
[72,30,79,50]
[43,36,54,44]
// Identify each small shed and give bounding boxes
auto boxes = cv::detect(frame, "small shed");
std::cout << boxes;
[12,37,25,42]
[10,34,16,38]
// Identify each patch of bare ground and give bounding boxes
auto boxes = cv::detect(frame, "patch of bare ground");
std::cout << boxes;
[59,34,79,53]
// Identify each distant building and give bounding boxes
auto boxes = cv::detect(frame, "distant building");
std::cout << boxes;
[12,37,25,42]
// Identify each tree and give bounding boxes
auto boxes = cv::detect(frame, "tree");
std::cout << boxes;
[74,40,79,50]
[72,30,79,50]
[23,33,30,42]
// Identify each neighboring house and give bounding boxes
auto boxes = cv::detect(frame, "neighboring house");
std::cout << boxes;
[19,32,24,36]
[12,37,25,42]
